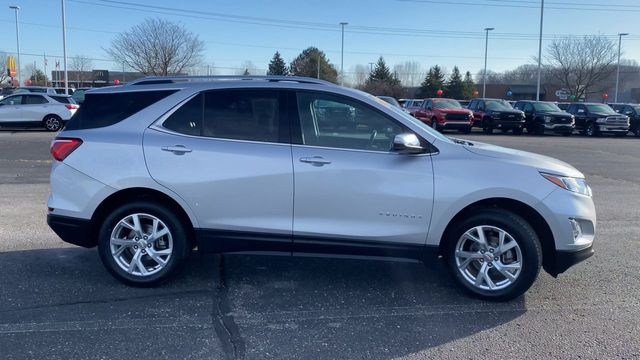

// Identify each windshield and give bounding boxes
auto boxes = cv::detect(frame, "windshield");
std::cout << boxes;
[533,102,561,112]
[485,100,513,111]
[368,93,452,144]
[586,104,617,114]
[434,100,462,109]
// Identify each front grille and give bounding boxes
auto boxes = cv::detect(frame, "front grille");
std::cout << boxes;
[551,117,572,124]
[445,113,469,121]
[500,113,522,122]
[605,116,628,126]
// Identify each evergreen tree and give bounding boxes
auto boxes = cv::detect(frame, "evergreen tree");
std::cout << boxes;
[418,65,445,98]
[366,56,400,85]
[445,66,464,99]
[361,57,402,97]
[290,47,338,83]
[242,68,250,75]
[267,51,289,76]
[463,71,476,99]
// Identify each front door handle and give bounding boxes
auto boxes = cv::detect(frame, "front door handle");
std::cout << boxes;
[299,156,331,166]
[161,145,192,154]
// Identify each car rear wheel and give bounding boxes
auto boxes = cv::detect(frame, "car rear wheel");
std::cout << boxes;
[43,115,63,132]
[444,209,542,301]
[98,202,192,286]
[585,122,598,137]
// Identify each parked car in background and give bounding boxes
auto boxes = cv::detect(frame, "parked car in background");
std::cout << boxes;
[398,98,408,107]
[458,100,470,108]
[403,99,424,114]
[0,87,16,100]
[46,75,595,301]
[566,103,629,137]
[513,100,574,136]
[412,98,473,133]
[54,87,75,95]
[0,93,79,131]
[13,86,58,95]
[609,103,640,137]
[377,96,402,108]
[71,88,91,104]
[468,98,525,134]
[556,102,570,111]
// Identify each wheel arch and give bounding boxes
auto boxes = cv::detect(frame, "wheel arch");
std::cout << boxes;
[438,197,556,275]
[89,187,196,248]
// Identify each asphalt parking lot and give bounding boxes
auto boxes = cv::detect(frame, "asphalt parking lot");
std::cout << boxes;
[1,129,639,359]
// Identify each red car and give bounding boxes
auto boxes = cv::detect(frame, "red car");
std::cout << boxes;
[412,98,474,133]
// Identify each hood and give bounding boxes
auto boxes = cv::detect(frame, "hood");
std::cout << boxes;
[590,112,617,118]
[461,140,584,178]
[488,109,523,114]
[438,107,470,113]
[538,111,571,117]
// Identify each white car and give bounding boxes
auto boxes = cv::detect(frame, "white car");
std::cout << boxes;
[0,93,79,131]
[46,76,595,301]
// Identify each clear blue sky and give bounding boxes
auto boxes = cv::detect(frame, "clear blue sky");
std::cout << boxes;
[1,0,639,79]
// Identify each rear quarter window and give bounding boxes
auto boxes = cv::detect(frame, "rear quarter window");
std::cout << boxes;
[64,90,177,130]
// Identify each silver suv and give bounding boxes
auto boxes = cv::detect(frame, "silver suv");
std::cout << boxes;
[47,76,596,301]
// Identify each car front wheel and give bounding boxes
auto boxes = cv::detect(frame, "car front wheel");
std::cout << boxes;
[98,202,192,286]
[43,115,63,132]
[444,209,542,301]
[585,122,598,137]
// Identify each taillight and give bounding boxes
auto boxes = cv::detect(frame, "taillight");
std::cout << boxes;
[50,138,82,161]
[65,104,79,110]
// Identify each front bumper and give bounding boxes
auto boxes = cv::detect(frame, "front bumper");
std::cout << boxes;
[544,123,574,133]
[440,122,472,130]
[493,120,525,129]
[47,214,95,248]
[550,244,594,276]
[597,124,629,133]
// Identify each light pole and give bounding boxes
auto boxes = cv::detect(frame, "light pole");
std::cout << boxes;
[9,5,21,86]
[615,32,629,103]
[61,0,69,94]
[536,0,544,101]
[339,22,348,86]
[482,27,494,98]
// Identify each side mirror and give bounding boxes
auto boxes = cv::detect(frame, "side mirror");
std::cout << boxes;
[393,133,425,154]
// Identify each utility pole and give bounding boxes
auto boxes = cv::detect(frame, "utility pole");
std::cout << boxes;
[339,22,348,86]
[369,62,374,73]
[61,0,69,94]
[482,27,494,98]
[536,0,544,101]
[615,33,629,103]
[9,5,21,86]
[317,53,320,79]
[44,52,47,86]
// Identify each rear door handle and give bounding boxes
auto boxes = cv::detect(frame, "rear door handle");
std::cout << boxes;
[299,156,331,166]
[161,145,192,154]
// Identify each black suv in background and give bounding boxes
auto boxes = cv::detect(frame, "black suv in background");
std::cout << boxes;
[468,98,525,134]
[513,100,574,136]
[609,103,640,137]
[566,103,630,137]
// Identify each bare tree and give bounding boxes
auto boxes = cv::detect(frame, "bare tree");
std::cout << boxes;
[70,55,93,86]
[105,18,204,76]
[351,64,369,88]
[545,35,617,99]
[235,61,261,75]
[0,52,8,84]
[393,61,423,87]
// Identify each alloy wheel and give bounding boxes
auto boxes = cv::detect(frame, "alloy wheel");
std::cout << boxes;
[109,213,173,277]
[454,225,522,291]
[45,117,61,131]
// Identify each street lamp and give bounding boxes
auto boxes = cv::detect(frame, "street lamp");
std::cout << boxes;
[9,5,20,85]
[339,22,348,86]
[536,0,544,101]
[61,0,69,94]
[615,32,629,103]
[482,27,494,98]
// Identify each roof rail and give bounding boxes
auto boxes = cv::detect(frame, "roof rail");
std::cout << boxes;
[127,75,333,86]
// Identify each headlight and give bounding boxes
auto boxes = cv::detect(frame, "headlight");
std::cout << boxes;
[468,112,474,119]
[543,115,553,123]
[570,115,575,124]
[596,117,607,123]
[541,173,592,197]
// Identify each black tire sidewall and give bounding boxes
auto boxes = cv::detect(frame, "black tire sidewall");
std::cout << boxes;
[98,201,191,286]
[444,209,542,301]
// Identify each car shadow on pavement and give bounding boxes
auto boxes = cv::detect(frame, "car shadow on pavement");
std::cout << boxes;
[0,248,527,359]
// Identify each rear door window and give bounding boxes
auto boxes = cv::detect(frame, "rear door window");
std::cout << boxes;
[24,95,48,104]
[65,90,177,130]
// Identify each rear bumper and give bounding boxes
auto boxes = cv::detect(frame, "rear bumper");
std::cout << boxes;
[548,244,594,276]
[47,214,95,248]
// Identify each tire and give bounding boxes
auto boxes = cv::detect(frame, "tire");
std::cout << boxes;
[534,123,545,136]
[585,122,598,137]
[482,119,493,134]
[512,127,523,136]
[431,118,438,131]
[443,209,542,301]
[42,115,63,132]
[561,132,572,137]
[634,128,640,137]
[98,201,192,286]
